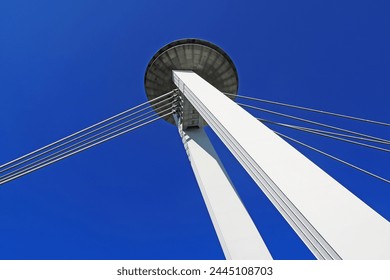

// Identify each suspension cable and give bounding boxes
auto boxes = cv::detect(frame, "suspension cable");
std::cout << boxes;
[0,89,178,171]
[259,121,388,145]
[0,111,173,185]
[0,103,174,182]
[274,131,390,184]
[0,98,175,174]
[0,102,174,183]
[258,118,390,153]
[227,93,390,127]
[238,102,390,144]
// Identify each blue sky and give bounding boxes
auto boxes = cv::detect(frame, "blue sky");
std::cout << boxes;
[0,0,389,260]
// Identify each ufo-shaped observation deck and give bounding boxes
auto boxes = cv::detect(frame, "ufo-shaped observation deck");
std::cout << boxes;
[144,38,239,126]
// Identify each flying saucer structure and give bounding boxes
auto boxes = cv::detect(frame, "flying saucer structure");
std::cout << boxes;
[144,39,238,127]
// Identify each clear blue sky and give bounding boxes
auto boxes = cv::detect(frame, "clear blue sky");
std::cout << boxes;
[0,0,389,260]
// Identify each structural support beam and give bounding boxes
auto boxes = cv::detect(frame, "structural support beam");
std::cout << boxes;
[176,120,272,259]
[173,70,390,260]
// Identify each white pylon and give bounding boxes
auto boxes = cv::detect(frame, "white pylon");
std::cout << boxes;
[175,114,272,260]
[173,70,390,260]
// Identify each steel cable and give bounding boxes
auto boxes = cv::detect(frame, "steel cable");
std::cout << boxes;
[238,102,390,144]
[259,122,388,145]
[0,98,175,175]
[227,93,390,127]
[0,110,173,185]
[0,102,174,183]
[274,131,390,184]
[0,89,177,172]
[258,118,390,153]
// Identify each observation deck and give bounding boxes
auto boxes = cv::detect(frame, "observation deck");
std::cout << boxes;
[144,38,239,128]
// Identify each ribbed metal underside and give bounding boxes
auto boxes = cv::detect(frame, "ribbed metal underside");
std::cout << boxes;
[144,39,238,125]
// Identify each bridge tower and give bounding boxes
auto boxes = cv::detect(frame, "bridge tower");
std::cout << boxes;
[144,39,390,260]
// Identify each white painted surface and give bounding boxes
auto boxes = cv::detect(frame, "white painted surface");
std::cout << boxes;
[178,124,272,260]
[173,70,390,260]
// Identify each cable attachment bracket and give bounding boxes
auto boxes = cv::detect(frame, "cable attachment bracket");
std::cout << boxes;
[172,88,183,126]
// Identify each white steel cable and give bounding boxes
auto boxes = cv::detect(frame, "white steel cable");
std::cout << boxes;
[258,118,390,153]
[0,105,174,184]
[0,111,173,185]
[238,103,390,144]
[261,122,389,145]
[227,93,390,127]
[0,89,177,171]
[275,131,390,184]
[0,98,174,174]
[0,103,174,181]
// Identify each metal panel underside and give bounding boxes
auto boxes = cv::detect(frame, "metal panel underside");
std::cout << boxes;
[144,39,238,125]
